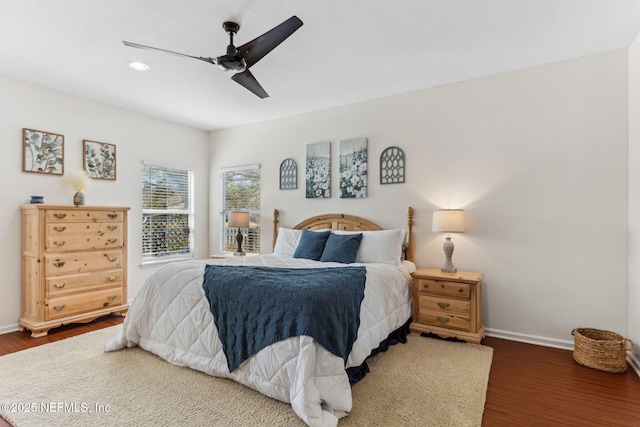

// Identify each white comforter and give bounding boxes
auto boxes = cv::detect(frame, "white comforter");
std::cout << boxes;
[106,254,413,427]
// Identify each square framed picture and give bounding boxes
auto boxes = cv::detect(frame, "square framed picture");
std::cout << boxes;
[83,140,116,180]
[22,128,64,175]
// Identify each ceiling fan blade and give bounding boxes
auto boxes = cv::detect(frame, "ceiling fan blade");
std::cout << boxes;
[237,16,303,69]
[122,41,216,65]
[231,70,269,98]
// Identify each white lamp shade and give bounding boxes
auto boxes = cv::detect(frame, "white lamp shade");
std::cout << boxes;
[432,209,466,233]
[228,211,250,228]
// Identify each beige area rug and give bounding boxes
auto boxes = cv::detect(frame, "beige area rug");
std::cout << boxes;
[0,326,493,427]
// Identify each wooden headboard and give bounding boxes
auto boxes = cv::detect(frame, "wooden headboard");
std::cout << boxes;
[272,207,414,262]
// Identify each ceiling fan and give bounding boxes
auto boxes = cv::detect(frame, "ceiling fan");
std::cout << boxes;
[122,16,303,99]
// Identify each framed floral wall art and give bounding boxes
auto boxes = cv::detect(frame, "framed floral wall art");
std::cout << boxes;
[339,137,367,198]
[22,128,64,175]
[83,140,116,180]
[305,142,331,198]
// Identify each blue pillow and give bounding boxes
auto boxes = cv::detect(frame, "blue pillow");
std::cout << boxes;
[320,232,363,264]
[293,229,331,261]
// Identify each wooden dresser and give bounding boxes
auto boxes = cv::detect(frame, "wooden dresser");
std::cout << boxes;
[410,268,485,344]
[20,205,130,337]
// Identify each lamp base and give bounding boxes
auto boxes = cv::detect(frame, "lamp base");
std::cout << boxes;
[233,252,246,256]
[441,236,457,273]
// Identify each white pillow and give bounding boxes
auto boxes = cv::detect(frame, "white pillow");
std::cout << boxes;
[273,227,302,257]
[336,229,405,266]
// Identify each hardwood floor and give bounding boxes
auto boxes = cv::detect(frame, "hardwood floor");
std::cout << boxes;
[1,317,639,426]
[482,336,640,426]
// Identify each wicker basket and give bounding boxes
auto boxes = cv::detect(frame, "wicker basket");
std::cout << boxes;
[572,328,634,373]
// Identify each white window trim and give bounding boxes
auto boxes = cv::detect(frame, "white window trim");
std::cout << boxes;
[141,160,195,266]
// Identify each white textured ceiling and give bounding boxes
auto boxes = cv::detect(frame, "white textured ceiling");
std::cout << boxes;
[0,1,638,131]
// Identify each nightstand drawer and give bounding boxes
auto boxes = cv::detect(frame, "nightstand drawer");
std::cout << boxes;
[418,312,470,331]
[418,279,470,298]
[419,295,469,316]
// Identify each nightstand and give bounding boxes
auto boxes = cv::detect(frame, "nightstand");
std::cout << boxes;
[410,268,485,344]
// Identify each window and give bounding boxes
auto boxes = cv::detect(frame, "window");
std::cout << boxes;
[220,164,260,253]
[142,161,194,264]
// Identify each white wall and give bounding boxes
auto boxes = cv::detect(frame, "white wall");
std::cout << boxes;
[0,75,209,332]
[0,49,633,352]
[210,50,630,347]
[628,35,640,369]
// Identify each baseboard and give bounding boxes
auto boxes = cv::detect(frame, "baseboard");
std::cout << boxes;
[0,323,20,335]
[485,327,574,350]
[628,353,640,377]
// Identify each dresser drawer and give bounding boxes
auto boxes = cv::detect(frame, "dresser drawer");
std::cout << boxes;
[418,311,470,331]
[46,209,124,223]
[46,222,123,237]
[45,225,123,251]
[418,279,470,298]
[45,249,123,275]
[46,287,124,320]
[46,269,123,296]
[419,295,470,316]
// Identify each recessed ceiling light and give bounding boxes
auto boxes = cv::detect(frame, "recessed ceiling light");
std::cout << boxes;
[127,61,150,71]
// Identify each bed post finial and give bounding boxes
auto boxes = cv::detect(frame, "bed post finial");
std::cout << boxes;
[406,206,414,262]
[273,209,280,252]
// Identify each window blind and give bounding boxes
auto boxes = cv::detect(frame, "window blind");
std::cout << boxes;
[142,162,194,262]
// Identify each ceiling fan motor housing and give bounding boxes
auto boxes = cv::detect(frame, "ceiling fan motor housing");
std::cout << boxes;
[218,21,246,71]
[217,54,246,72]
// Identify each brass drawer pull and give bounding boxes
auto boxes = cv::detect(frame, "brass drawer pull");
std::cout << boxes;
[108,275,119,281]
[437,302,450,309]
[107,226,118,231]
[436,316,450,324]
[53,241,66,246]
[106,256,117,262]
[106,295,117,301]
[53,282,66,289]
[422,283,429,289]
[107,238,118,244]
[53,261,66,267]
[53,304,66,311]
[53,213,67,219]
[53,226,66,232]
[108,213,118,219]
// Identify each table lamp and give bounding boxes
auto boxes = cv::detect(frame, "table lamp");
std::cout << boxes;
[228,211,250,255]
[432,209,466,273]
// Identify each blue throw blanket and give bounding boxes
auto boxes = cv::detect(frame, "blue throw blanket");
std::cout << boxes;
[202,265,367,372]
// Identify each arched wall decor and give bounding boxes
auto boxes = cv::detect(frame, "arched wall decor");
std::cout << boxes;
[380,146,405,184]
[279,158,297,190]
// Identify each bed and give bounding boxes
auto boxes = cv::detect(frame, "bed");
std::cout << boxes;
[106,207,416,427]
